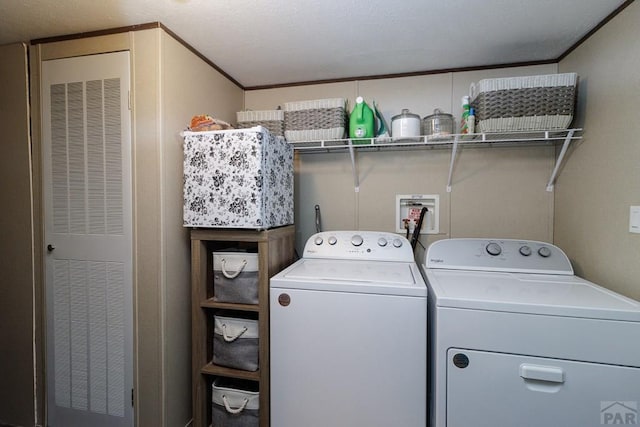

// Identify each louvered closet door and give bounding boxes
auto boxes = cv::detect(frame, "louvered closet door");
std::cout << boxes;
[42,51,133,427]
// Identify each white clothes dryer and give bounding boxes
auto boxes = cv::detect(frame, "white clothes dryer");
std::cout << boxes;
[422,238,640,427]
[270,231,427,427]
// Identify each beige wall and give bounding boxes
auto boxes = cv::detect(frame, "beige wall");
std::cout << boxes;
[0,42,36,427]
[556,1,640,300]
[160,31,244,427]
[130,28,165,427]
[245,64,558,254]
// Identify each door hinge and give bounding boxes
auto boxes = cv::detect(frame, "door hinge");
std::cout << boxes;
[131,388,134,407]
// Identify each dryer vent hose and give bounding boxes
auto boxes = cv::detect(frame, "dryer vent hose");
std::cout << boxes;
[411,207,428,251]
[315,205,322,233]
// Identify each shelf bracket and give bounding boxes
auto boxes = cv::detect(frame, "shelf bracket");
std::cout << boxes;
[347,139,360,192]
[546,129,575,192]
[446,135,460,192]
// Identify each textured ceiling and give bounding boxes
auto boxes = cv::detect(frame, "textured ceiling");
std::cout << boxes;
[0,0,630,87]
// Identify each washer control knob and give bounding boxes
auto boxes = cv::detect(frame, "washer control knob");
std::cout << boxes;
[377,237,388,247]
[392,238,403,248]
[538,246,552,258]
[328,236,337,245]
[519,245,532,256]
[351,235,364,246]
[486,242,502,256]
[314,236,323,245]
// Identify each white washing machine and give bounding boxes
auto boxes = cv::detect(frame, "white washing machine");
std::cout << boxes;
[270,231,427,427]
[422,238,640,427]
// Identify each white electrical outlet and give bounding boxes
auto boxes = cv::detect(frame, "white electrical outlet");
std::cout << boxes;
[630,206,640,234]
[396,194,439,234]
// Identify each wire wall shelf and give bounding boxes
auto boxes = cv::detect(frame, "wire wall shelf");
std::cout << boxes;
[288,129,582,192]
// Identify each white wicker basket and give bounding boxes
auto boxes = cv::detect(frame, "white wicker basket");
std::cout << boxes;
[237,109,284,136]
[470,73,578,95]
[284,98,346,141]
[470,73,578,132]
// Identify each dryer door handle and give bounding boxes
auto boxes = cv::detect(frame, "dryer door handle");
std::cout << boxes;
[519,364,565,383]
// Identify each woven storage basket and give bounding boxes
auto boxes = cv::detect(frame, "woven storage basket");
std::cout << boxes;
[237,110,284,137]
[470,73,577,132]
[284,98,347,141]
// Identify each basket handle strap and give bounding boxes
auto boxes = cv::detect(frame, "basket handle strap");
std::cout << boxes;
[221,258,247,279]
[222,395,249,414]
[221,324,248,342]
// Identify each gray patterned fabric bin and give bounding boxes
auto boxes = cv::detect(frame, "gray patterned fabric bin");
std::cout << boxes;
[213,249,259,304]
[213,314,259,371]
[183,126,294,229]
[212,378,259,427]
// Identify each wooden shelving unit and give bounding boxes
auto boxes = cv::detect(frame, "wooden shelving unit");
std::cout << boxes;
[191,226,296,427]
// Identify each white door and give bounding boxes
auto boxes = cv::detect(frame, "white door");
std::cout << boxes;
[41,51,133,427]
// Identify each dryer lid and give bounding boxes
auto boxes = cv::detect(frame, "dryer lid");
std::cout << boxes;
[426,269,640,321]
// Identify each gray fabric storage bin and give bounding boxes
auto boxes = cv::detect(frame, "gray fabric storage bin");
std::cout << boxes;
[213,249,259,304]
[212,378,259,427]
[213,314,259,371]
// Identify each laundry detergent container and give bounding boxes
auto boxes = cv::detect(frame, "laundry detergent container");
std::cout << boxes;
[182,127,294,229]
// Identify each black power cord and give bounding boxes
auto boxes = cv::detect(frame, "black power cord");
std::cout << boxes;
[411,207,428,251]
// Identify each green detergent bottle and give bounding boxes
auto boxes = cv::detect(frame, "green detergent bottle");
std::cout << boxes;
[349,96,375,144]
